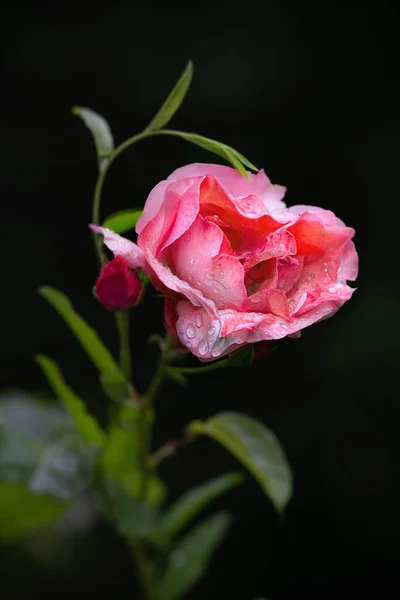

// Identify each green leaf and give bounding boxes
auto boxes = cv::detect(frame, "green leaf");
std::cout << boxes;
[187,412,292,514]
[102,406,166,507]
[39,287,125,386]
[227,344,255,367]
[156,472,243,545]
[146,61,193,132]
[153,512,231,600]
[172,132,258,179]
[35,355,105,447]
[102,209,143,234]
[0,482,66,541]
[72,106,114,171]
[102,476,159,538]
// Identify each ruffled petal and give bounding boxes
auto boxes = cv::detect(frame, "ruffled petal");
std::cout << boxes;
[171,215,247,310]
[90,225,148,270]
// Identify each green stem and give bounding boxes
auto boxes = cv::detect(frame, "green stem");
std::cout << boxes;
[115,310,131,381]
[126,534,154,600]
[91,128,205,244]
[139,337,173,499]
[166,360,229,376]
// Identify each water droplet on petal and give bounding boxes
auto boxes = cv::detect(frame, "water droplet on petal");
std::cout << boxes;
[186,324,196,339]
[205,271,213,280]
[189,258,195,265]
[213,285,219,293]
[208,326,216,335]
[185,342,192,348]
[197,339,209,356]
[328,286,336,294]
[196,314,203,328]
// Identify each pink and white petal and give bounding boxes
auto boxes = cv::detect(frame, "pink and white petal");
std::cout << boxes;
[175,301,221,358]
[139,220,218,316]
[338,239,359,281]
[288,205,339,226]
[245,288,290,319]
[242,229,297,270]
[90,225,148,270]
[293,282,355,317]
[166,163,277,202]
[158,178,203,253]
[135,180,170,234]
[171,216,247,310]
[139,177,202,257]
[199,175,291,233]
[276,255,304,294]
[261,183,287,213]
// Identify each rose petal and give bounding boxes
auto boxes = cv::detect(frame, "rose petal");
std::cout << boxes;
[338,240,359,281]
[288,213,327,257]
[166,163,287,211]
[90,225,147,270]
[171,215,247,310]
[135,180,170,234]
[175,301,220,358]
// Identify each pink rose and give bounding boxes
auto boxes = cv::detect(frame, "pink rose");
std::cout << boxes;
[92,163,358,360]
[94,255,142,311]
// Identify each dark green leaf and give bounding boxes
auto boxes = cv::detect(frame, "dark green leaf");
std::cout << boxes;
[102,477,158,538]
[153,512,231,600]
[156,472,243,544]
[228,344,254,367]
[102,209,143,234]
[0,482,67,541]
[39,287,125,387]
[72,106,114,171]
[172,132,258,179]
[146,61,193,132]
[188,412,292,513]
[36,355,105,447]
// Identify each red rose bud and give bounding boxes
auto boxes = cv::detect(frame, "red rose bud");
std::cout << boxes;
[95,255,142,311]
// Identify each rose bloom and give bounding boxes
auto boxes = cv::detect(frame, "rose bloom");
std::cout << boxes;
[92,163,358,361]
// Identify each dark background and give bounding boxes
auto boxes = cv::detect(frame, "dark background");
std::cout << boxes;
[1,1,400,598]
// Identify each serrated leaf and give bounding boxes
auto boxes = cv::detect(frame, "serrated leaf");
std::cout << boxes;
[172,132,258,179]
[102,209,143,234]
[155,472,243,545]
[188,412,292,514]
[35,355,105,447]
[0,482,67,541]
[146,61,193,132]
[39,287,125,387]
[228,344,254,367]
[153,512,231,600]
[72,106,114,171]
